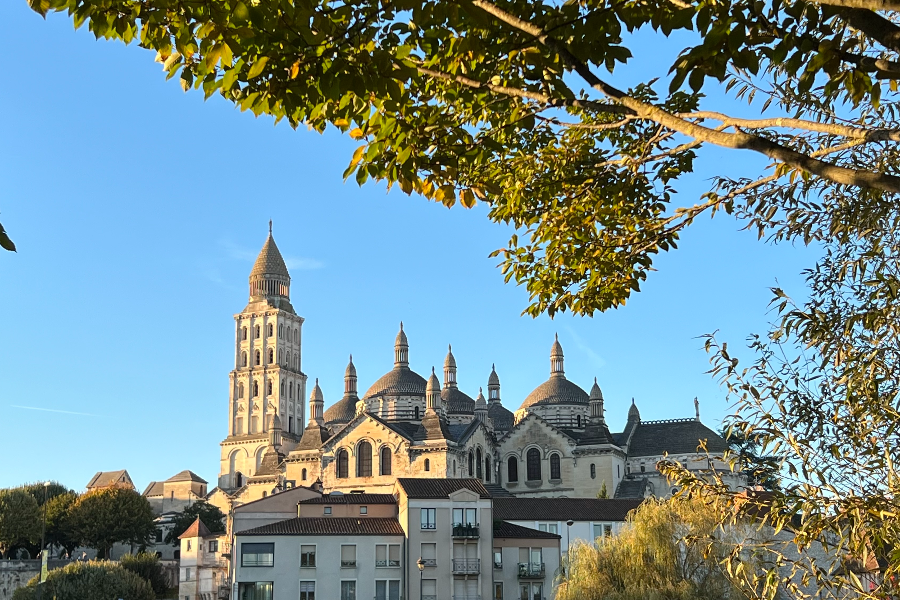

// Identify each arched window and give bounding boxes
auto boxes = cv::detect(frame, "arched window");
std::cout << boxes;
[453,460,457,476]
[526,448,541,481]
[357,441,373,477]
[414,405,420,420]
[268,323,274,337]
[286,351,291,367]
[550,454,561,480]
[507,457,518,482]
[278,324,283,339]
[468,451,474,476]
[266,380,273,396]
[255,325,260,338]
[242,327,248,341]
[476,448,483,479]
[485,457,491,483]
[380,447,392,476]
[295,356,300,370]
[289,383,293,399]
[302,468,307,481]
[336,449,349,478]
[238,382,245,399]
[577,414,582,428]
[253,381,259,397]
[268,349,274,364]
[250,416,259,434]
[590,464,596,479]
[255,350,261,366]
[424,458,430,471]
[241,351,248,367]
[280,381,285,395]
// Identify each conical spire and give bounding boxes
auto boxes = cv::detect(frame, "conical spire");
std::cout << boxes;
[475,387,488,423]
[589,377,605,422]
[394,323,409,368]
[309,378,324,426]
[344,355,358,397]
[269,413,283,448]
[426,367,441,411]
[628,398,640,422]
[487,364,501,402]
[249,223,291,301]
[443,344,458,388]
[550,334,565,377]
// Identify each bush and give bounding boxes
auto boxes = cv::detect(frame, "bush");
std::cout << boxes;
[12,560,154,600]
[120,552,169,596]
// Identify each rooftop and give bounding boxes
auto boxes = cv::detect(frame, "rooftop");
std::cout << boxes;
[237,517,405,536]
[493,521,561,540]
[300,493,396,505]
[396,478,493,499]
[492,497,643,522]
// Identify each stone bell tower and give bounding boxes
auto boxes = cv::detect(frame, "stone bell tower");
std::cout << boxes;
[218,223,307,490]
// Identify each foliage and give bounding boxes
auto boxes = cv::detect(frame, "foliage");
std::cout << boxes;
[597,481,609,499]
[29,0,900,316]
[0,220,15,252]
[719,426,783,492]
[120,552,170,596]
[661,226,900,599]
[0,488,40,558]
[164,501,225,546]
[11,560,155,600]
[556,495,756,600]
[44,492,79,556]
[21,482,72,506]
[67,487,156,559]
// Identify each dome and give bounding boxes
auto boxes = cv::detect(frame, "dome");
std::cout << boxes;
[426,368,440,394]
[589,378,603,400]
[551,333,563,358]
[442,387,475,415]
[311,378,324,401]
[444,345,456,369]
[628,398,641,421]
[250,230,290,279]
[363,367,427,399]
[323,395,357,425]
[488,364,500,387]
[475,388,487,408]
[519,377,589,410]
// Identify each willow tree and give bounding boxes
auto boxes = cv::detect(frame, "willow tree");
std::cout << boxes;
[25,0,900,313]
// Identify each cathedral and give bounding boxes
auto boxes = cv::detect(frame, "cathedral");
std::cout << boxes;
[211,228,741,508]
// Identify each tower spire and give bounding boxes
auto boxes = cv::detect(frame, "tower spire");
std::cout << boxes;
[443,344,457,388]
[550,334,565,377]
[394,322,409,368]
[269,219,273,235]
[249,224,291,303]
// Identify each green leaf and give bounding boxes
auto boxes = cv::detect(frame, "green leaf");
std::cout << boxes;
[0,222,15,252]
[247,56,269,79]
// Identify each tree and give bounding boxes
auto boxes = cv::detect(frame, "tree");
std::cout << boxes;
[719,426,782,492]
[29,0,900,315]
[597,481,609,499]
[0,489,40,559]
[0,220,14,253]
[67,487,156,559]
[556,495,757,600]
[11,560,155,600]
[44,492,79,557]
[164,501,226,545]
[120,552,170,597]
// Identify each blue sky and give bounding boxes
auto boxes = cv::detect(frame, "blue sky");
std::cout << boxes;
[0,3,818,491]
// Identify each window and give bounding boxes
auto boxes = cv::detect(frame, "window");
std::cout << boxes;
[593,523,613,539]
[209,540,218,553]
[267,323,274,337]
[577,414,582,427]
[324,506,332,515]
[414,405,420,419]
[340,545,356,567]
[590,463,596,479]
[519,583,543,600]
[255,350,261,366]
[242,326,248,341]
[468,451,474,475]
[508,456,518,482]
[357,441,373,477]
[485,456,491,483]
[375,544,401,567]
[254,325,260,339]
[476,448,483,479]
[360,506,368,514]
[238,382,245,399]
[289,383,293,399]
[494,582,504,600]
[550,453,561,480]
[423,579,437,600]
[266,380,272,396]
[493,548,502,569]
[294,329,299,342]
[288,416,293,433]
[380,446,392,475]
[300,545,316,567]
[184,567,192,580]
[241,542,274,567]
[526,448,541,481]
[267,349,274,365]
[238,582,273,600]
[421,542,437,566]
[155,529,163,543]
[421,508,436,530]
[640,464,646,473]
[299,581,315,600]
[278,324,283,339]
[301,468,307,481]
[424,458,430,471]
[452,508,477,526]
[187,540,191,551]
[538,523,559,534]
[241,352,248,367]
[336,449,349,478]
[253,381,259,397]
[374,580,400,600]
[453,460,457,476]
[340,581,356,600]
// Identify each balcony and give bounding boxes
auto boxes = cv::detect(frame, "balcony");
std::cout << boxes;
[451,558,480,574]
[493,561,503,570]
[341,560,357,568]
[423,596,437,600]
[518,562,545,579]
[451,524,479,539]
[375,559,401,568]
[451,596,481,600]
[420,558,437,567]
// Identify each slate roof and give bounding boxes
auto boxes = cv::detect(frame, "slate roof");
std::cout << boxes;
[86,470,133,490]
[627,419,728,456]
[166,470,207,484]
[237,517,404,536]
[614,478,650,499]
[446,423,475,442]
[179,518,212,539]
[519,376,589,410]
[561,422,617,446]
[415,410,452,441]
[296,423,332,451]
[364,367,427,399]
[492,497,643,521]
[301,493,396,505]
[483,483,516,498]
[250,234,290,278]
[323,394,359,426]
[494,521,561,539]
[442,387,475,415]
[396,478,493,499]
[142,481,164,497]
[487,402,515,432]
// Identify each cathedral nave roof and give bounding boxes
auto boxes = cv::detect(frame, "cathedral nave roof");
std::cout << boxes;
[441,387,475,415]
[626,419,728,457]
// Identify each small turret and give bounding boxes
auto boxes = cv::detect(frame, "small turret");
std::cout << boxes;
[589,378,605,423]
[550,334,565,377]
[394,322,409,368]
[487,364,501,403]
[475,388,488,423]
[309,379,324,427]
[443,345,458,389]
[628,398,640,423]
[426,368,441,412]
[269,413,283,449]
[345,355,358,397]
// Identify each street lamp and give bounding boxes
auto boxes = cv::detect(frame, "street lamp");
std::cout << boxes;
[565,520,574,581]
[36,481,51,600]
[416,557,426,600]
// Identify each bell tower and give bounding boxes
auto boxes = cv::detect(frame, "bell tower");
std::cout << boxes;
[218,223,307,490]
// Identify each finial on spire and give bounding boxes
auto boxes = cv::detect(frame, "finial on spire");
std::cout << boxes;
[694,397,700,421]
[555,332,558,341]
[269,219,273,235]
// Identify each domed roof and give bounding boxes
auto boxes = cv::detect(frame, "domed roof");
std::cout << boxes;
[589,378,603,400]
[250,230,290,278]
[475,388,487,408]
[323,394,358,425]
[311,378,324,401]
[519,376,589,410]
[487,402,515,431]
[442,386,475,414]
[395,322,408,347]
[426,368,440,394]
[345,355,357,378]
[363,367,427,399]
[444,345,456,369]
[488,364,500,387]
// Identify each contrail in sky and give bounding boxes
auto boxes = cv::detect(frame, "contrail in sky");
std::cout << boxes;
[10,405,100,417]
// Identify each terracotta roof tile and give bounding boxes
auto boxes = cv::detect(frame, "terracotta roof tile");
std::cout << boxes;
[300,493,396,505]
[179,518,212,539]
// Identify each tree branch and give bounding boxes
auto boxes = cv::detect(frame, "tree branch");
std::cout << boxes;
[836,7,900,53]
[679,112,900,141]
[468,0,900,193]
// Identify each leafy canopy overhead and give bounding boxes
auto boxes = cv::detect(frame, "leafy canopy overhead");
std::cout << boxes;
[30,0,900,314]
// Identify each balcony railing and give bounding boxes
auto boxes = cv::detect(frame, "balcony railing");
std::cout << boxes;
[452,524,479,538]
[518,562,545,579]
[451,596,481,600]
[493,561,503,570]
[341,560,357,568]
[420,558,437,567]
[375,559,401,567]
[451,558,480,574]
[422,596,437,600]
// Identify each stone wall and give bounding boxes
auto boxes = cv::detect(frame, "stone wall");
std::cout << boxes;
[0,560,73,600]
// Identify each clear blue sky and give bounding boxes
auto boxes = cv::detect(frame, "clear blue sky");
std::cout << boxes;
[0,3,818,491]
